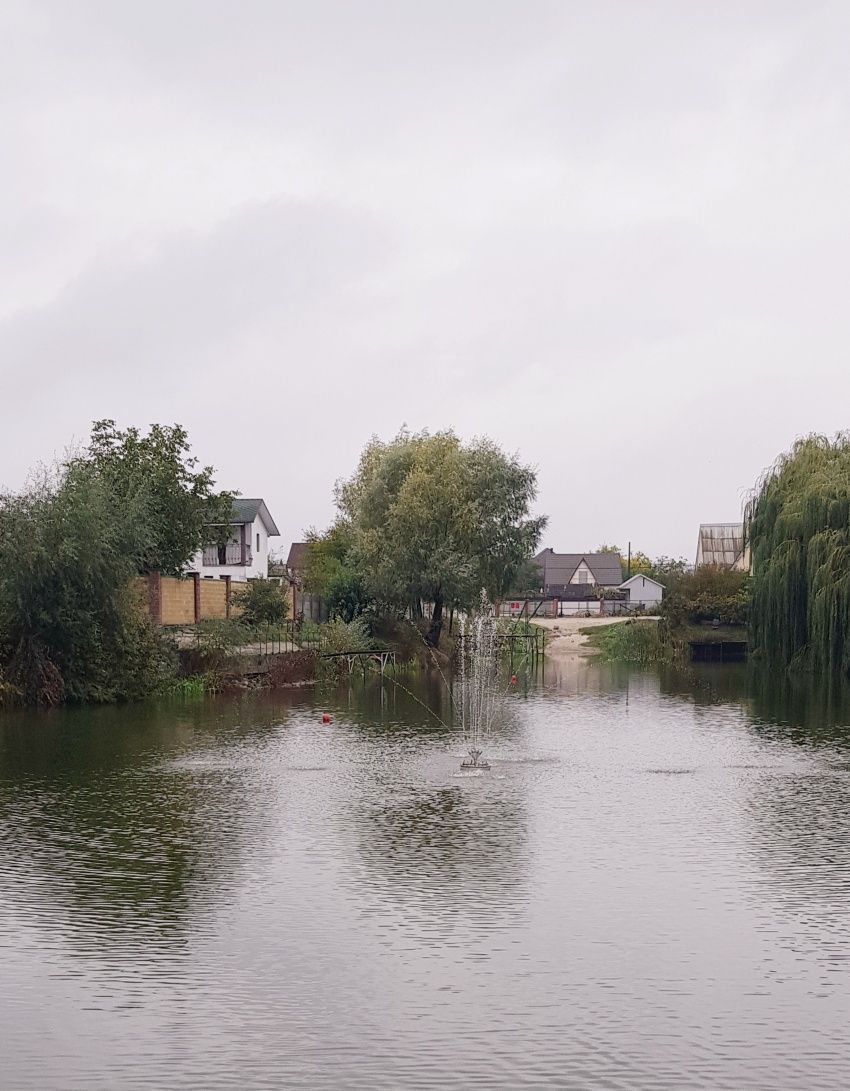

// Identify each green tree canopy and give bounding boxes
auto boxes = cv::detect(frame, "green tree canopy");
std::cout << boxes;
[336,429,546,644]
[746,433,850,674]
[78,419,234,576]
[0,462,172,704]
[597,544,653,576]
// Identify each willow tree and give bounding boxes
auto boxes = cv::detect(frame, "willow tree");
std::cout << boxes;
[746,434,850,675]
[336,429,546,645]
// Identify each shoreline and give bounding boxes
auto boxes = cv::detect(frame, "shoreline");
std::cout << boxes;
[533,616,659,663]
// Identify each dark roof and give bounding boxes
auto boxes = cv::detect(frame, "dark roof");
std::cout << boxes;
[287,542,308,571]
[534,548,623,587]
[230,498,280,536]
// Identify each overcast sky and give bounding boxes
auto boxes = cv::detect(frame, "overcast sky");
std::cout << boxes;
[2,1,850,560]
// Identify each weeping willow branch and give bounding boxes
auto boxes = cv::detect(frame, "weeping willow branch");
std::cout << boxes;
[746,434,850,675]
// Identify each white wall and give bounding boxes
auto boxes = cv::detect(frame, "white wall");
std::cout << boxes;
[624,576,663,607]
[569,560,596,586]
[187,518,274,582]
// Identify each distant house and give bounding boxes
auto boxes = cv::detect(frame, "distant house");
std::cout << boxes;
[534,549,623,595]
[695,523,748,571]
[286,542,308,578]
[619,572,664,609]
[283,541,326,622]
[187,498,280,582]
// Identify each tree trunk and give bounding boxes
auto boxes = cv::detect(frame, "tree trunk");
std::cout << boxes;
[426,593,444,647]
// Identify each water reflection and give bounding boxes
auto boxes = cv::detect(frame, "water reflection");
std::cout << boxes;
[3,667,850,1089]
[0,693,311,952]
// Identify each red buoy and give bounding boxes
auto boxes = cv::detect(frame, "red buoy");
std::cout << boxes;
[322,713,332,724]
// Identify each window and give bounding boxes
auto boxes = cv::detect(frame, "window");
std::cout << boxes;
[577,568,589,584]
[256,532,260,553]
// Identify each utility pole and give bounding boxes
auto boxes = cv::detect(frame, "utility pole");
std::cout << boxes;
[627,541,631,579]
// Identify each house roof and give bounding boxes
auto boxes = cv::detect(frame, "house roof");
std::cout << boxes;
[231,498,280,536]
[620,573,664,589]
[534,548,623,587]
[696,523,744,567]
[287,542,308,571]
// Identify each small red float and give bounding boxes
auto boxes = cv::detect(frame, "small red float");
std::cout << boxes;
[322,713,332,724]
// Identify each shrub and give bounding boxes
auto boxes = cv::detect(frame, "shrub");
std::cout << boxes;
[587,620,663,663]
[231,578,288,628]
[662,568,750,628]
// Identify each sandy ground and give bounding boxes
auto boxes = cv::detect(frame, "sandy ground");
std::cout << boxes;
[534,615,659,662]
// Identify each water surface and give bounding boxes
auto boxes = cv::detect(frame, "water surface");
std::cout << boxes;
[2,663,850,1089]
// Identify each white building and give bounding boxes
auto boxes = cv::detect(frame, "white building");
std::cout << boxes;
[187,498,280,582]
[619,573,665,610]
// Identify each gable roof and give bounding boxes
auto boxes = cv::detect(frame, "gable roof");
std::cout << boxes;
[534,548,623,587]
[231,498,280,536]
[619,573,664,589]
[696,523,743,567]
[287,542,308,571]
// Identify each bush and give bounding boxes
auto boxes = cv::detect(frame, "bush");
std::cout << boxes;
[0,463,177,704]
[231,578,288,628]
[662,568,750,628]
[586,620,663,663]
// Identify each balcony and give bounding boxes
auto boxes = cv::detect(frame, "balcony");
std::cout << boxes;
[202,543,253,567]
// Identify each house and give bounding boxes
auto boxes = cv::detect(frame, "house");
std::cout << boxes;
[619,572,664,609]
[534,549,623,594]
[695,523,748,570]
[286,542,308,578]
[282,541,326,622]
[187,498,280,582]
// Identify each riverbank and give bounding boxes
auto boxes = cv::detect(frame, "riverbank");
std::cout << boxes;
[534,616,660,663]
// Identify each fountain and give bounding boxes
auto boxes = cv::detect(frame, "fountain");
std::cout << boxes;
[457,593,504,771]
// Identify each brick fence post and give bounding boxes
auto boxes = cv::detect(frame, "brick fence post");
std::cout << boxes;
[148,572,162,624]
[192,572,201,623]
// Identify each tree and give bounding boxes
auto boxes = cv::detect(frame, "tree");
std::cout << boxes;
[650,556,689,592]
[0,462,173,704]
[505,555,543,597]
[336,429,546,645]
[746,433,850,675]
[231,578,288,628]
[302,521,374,623]
[79,419,234,576]
[598,543,652,577]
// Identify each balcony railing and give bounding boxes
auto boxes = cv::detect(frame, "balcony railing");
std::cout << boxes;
[202,544,253,566]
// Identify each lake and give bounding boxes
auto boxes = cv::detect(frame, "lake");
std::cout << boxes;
[2,660,850,1089]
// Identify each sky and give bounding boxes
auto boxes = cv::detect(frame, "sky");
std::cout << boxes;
[2,1,850,562]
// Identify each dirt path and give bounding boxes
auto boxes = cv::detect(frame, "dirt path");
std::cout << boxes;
[533,616,659,662]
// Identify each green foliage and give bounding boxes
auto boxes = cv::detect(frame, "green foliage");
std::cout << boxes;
[505,555,543,596]
[336,428,546,642]
[0,463,176,704]
[585,620,663,663]
[662,567,750,628]
[78,419,234,576]
[320,616,373,654]
[598,544,652,576]
[649,556,689,592]
[231,578,288,628]
[191,619,251,689]
[746,434,850,674]
[303,522,374,621]
[166,674,209,698]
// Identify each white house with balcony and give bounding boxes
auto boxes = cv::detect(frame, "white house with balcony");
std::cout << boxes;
[187,498,280,582]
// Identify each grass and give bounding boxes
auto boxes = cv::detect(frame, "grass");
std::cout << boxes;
[582,620,664,663]
[164,674,210,698]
